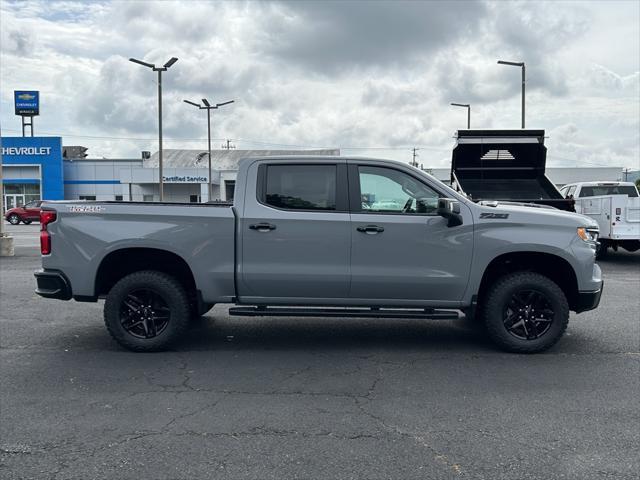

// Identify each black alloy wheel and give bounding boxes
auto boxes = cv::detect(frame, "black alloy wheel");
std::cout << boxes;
[120,288,171,339]
[104,270,190,352]
[482,271,569,353]
[503,289,554,340]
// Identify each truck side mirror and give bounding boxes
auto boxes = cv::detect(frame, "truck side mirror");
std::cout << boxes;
[437,198,463,227]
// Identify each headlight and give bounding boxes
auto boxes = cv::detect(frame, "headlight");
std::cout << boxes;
[577,227,599,243]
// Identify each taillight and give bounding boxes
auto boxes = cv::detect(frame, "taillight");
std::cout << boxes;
[40,210,57,255]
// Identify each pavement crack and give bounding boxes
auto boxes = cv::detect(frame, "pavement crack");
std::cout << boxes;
[354,397,465,477]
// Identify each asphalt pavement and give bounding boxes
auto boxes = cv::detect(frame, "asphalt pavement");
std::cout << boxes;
[1,223,638,480]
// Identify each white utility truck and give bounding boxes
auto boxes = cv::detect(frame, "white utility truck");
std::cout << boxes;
[560,181,640,258]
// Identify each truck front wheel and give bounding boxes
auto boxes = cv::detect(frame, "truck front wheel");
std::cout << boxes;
[104,271,190,352]
[482,272,569,353]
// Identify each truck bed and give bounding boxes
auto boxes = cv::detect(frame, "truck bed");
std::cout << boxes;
[40,200,237,302]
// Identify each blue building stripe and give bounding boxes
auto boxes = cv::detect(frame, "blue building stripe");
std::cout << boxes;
[64,180,120,184]
[3,178,40,184]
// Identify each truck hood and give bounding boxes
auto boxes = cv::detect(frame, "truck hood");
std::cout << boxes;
[475,202,599,229]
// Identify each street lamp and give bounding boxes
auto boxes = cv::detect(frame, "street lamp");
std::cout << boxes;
[450,103,471,129]
[497,60,525,128]
[129,56,178,201]
[183,98,234,200]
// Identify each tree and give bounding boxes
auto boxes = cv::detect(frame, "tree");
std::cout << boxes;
[635,178,640,189]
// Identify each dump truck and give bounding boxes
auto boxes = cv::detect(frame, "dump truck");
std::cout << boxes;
[451,129,575,211]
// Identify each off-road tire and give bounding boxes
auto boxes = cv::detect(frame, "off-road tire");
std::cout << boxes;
[482,272,569,353]
[104,271,190,352]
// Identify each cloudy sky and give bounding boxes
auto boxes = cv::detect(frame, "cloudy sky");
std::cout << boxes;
[1,0,639,169]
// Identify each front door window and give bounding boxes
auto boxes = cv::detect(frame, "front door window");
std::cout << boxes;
[358,166,440,215]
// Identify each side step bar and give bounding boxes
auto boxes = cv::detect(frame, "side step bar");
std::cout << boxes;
[228,306,459,320]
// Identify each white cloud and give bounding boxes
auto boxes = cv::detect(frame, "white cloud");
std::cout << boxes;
[0,0,638,170]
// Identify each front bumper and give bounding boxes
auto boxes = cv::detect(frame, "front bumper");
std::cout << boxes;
[574,282,603,313]
[34,269,72,300]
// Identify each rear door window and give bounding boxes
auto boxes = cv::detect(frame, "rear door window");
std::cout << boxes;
[264,165,337,211]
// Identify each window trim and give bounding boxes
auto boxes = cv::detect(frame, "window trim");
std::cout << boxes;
[348,163,445,216]
[257,163,349,213]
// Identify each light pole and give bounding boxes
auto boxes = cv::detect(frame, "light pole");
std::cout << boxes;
[450,103,471,129]
[129,56,178,201]
[183,98,234,201]
[497,60,525,128]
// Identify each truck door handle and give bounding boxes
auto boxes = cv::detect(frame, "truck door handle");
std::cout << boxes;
[357,225,384,234]
[249,222,276,232]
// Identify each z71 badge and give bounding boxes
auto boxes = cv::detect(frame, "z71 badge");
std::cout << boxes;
[480,212,509,219]
[68,205,105,213]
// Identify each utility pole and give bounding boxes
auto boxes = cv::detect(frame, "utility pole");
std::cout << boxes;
[411,148,420,167]
[221,139,236,150]
[129,56,179,201]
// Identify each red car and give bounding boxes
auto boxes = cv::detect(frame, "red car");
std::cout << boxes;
[4,200,42,225]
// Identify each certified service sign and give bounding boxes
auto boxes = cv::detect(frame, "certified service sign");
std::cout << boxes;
[14,90,39,116]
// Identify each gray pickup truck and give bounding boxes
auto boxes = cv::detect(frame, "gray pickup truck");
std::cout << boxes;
[35,156,603,353]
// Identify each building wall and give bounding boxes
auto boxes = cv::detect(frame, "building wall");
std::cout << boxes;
[63,159,142,200]
[127,183,203,202]
[1,136,63,200]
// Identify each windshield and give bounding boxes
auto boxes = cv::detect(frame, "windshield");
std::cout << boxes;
[580,185,639,197]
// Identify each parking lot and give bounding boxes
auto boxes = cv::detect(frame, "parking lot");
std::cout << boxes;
[0,223,638,480]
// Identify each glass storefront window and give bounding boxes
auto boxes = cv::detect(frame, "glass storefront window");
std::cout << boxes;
[4,184,22,195]
[24,184,41,195]
[3,183,41,212]
[3,183,40,196]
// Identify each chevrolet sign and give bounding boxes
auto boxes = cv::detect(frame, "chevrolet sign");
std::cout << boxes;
[14,90,39,116]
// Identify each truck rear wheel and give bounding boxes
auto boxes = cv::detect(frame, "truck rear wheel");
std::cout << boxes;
[482,272,569,353]
[104,271,190,352]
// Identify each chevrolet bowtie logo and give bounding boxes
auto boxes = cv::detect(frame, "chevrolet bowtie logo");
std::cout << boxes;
[17,93,36,100]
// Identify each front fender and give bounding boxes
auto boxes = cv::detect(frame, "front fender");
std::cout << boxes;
[462,222,586,305]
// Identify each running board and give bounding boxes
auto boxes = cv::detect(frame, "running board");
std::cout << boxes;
[228,306,459,320]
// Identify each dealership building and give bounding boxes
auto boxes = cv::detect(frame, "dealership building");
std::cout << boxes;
[0,135,628,209]
[1,136,339,206]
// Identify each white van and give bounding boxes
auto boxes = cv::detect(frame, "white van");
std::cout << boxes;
[560,181,640,257]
